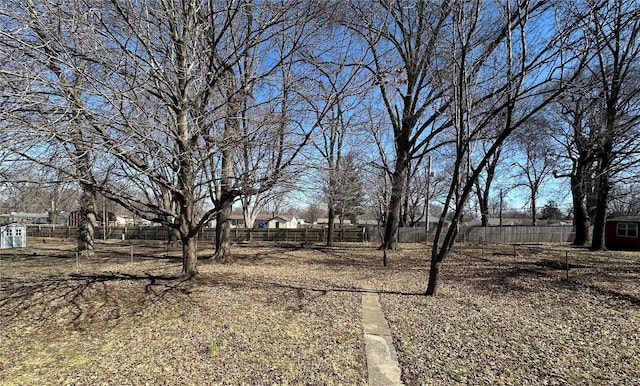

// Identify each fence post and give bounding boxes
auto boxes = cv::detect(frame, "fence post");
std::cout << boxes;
[565,251,569,281]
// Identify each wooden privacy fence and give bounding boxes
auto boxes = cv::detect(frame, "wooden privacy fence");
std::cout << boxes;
[24,225,371,243]
[462,225,576,244]
[25,224,577,244]
[373,225,577,244]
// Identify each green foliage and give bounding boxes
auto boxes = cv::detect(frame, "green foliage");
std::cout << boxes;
[17,303,39,315]
[539,200,565,220]
[206,339,225,356]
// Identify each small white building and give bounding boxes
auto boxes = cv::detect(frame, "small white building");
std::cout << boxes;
[115,215,135,226]
[0,223,27,249]
[0,212,49,224]
[264,214,298,229]
[212,213,298,229]
[316,218,353,226]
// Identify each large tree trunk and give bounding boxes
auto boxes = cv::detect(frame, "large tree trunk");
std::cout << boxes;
[426,259,442,296]
[476,182,490,227]
[477,151,500,227]
[161,188,180,248]
[400,168,411,228]
[214,68,240,261]
[531,192,537,226]
[590,172,610,251]
[181,235,198,278]
[591,112,615,251]
[568,151,594,246]
[480,194,489,227]
[214,198,233,262]
[426,216,459,296]
[571,175,591,246]
[382,174,403,250]
[382,145,410,250]
[327,205,335,247]
[77,184,97,257]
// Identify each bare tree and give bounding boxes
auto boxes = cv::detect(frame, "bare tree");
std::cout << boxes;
[0,0,108,256]
[512,119,559,226]
[401,161,427,228]
[303,31,369,245]
[208,1,323,261]
[549,84,600,246]
[425,0,581,295]
[474,141,505,227]
[343,0,453,250]
[550,0,640,249]
[1,0,316,277]
[609,180,640,216]
[579,0,640,250]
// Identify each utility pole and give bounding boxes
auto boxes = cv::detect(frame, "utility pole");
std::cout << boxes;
[499,189,503,227]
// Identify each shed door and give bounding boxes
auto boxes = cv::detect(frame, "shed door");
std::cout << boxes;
[4,226,25,248]
[12,226,24,247]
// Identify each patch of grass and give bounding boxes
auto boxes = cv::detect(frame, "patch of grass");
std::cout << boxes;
[206,338,226,355]
[17,303,40,315]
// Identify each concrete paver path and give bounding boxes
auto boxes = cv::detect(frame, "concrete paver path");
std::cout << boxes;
[362,291,404,385]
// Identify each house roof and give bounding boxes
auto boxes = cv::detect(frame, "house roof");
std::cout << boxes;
[228,213,294,222]
[468,217,532,226]
[607,216,640,223]
[0,212,49,218]
[316,218,352,225]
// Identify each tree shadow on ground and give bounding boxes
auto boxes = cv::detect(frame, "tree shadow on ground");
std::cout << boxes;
[462,261,640,307]
[0,271,198,330]
[196,270,425,297]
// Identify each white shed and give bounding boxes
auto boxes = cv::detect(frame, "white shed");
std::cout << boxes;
[0,223,27,249]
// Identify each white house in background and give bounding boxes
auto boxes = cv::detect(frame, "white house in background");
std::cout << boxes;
[0,212,50,225]
[213,213,298,229]
[263,214,298,229]
[316,218,352,226]
[467,217,530,227]
[115,215,135,226]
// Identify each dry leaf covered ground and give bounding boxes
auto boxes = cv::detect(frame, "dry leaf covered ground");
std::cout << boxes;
[1,239,639,385]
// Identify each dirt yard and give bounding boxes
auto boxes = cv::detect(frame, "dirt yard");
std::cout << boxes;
[1,239,639,385]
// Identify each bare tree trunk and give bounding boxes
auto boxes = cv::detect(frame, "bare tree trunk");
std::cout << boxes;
[563,141,594,245]
[181,235,198,279]
[161,188,180,248]
[383,145,409,250]
[327,205,335,247]
[400,167,412,228]
[571,162,592,246]
[531,192,538,226]
[426,216,460,296]
[573,195,591,246]
[480,194,490,227]
[426,259,442,296]
[590,171,610,250]
[214,198,233,262]
[77,183,97,257]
